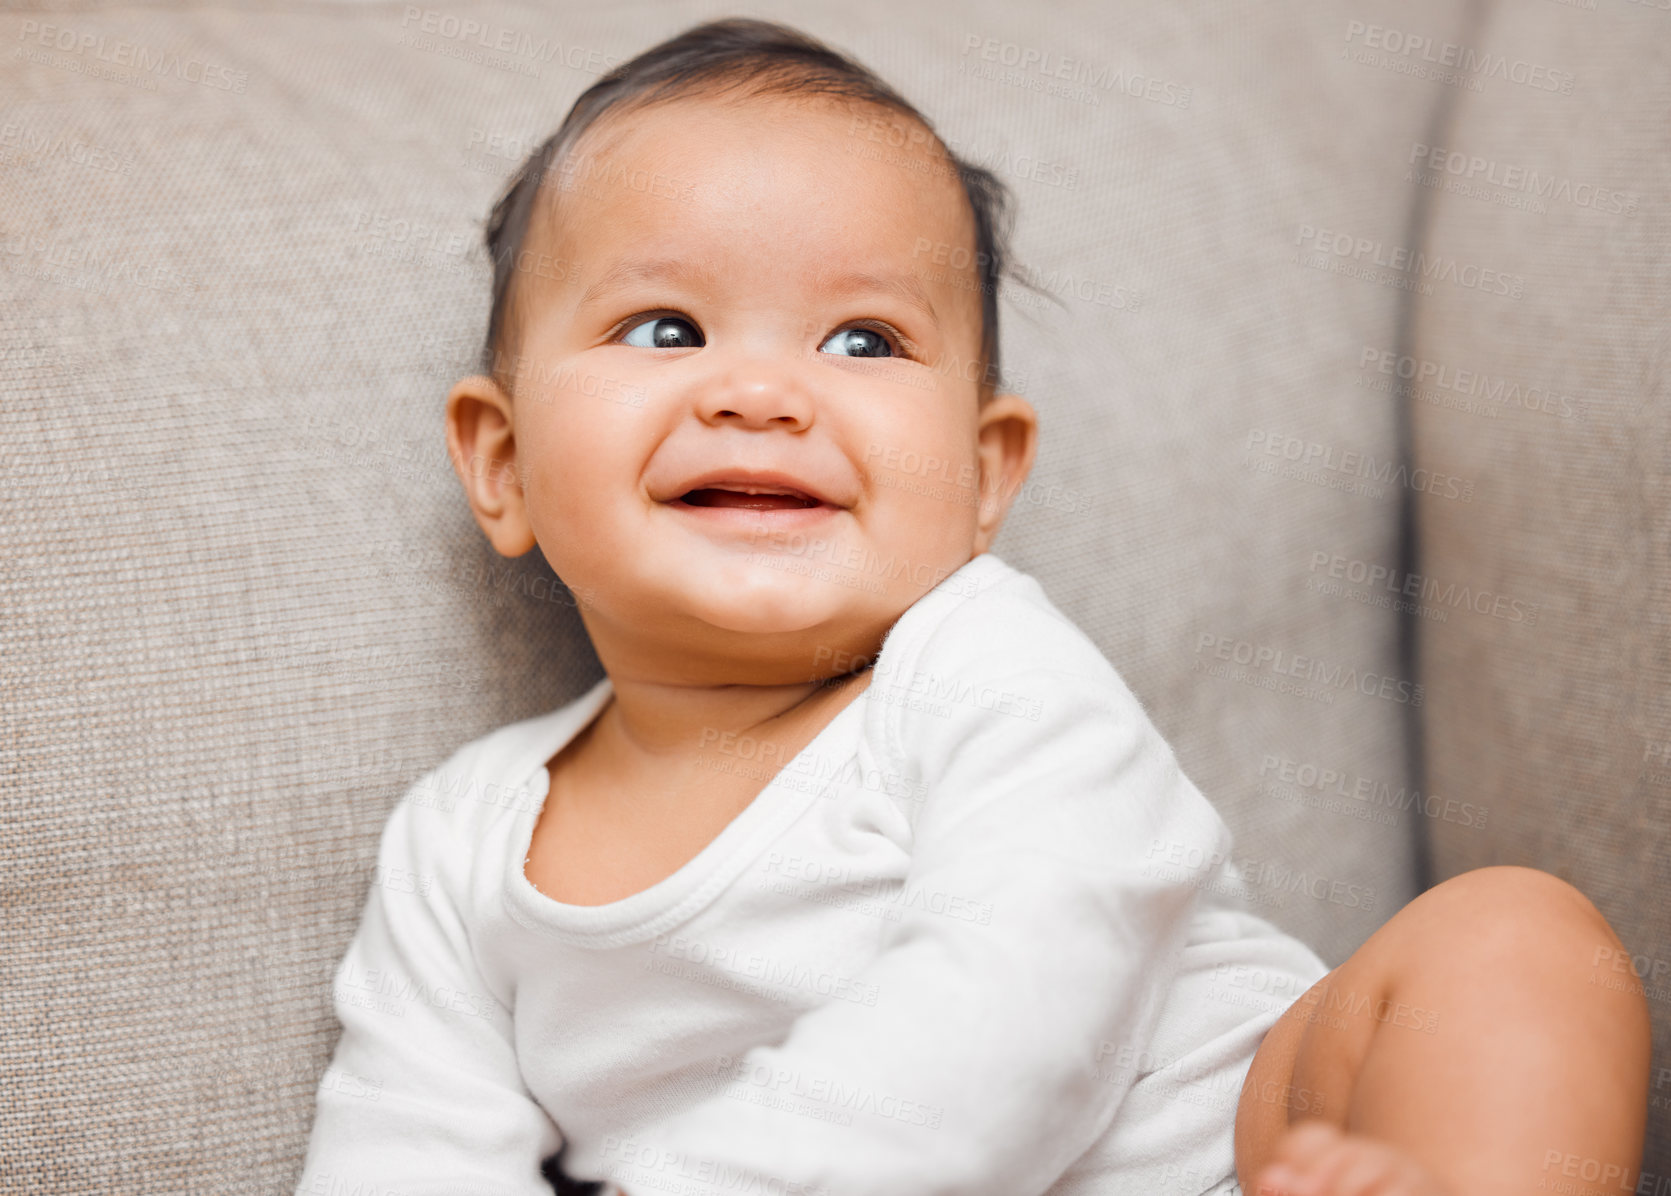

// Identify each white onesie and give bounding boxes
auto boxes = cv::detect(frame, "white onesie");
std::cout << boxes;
[295,550,1329,1196]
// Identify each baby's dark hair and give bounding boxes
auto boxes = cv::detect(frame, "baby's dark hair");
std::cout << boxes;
[479,16,1019,402]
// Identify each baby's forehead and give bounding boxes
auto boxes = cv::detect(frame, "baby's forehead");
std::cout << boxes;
[581,88,945,158]
[505,89,987,362]
[546,92,978,271]
[564,90,967,219]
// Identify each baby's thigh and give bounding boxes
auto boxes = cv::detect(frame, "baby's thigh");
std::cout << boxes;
[1232,963,1349,1180]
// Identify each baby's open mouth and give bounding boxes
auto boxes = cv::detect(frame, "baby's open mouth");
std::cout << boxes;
[677,488,825,510]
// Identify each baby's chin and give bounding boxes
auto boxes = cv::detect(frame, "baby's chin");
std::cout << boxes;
[667,566,855,637]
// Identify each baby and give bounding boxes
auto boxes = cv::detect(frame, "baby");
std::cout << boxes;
[295,17,1650,1196]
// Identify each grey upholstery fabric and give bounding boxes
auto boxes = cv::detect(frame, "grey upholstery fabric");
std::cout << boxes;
[2,0,1484,1190]
[1407,0,1671,1176]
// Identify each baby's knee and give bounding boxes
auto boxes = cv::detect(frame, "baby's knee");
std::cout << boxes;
[1420,864,1613,951]
[1414,866,1647,1022]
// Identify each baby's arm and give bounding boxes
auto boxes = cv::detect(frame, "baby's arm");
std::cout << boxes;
[600,628,1229,1196]
[293,774,562,1196]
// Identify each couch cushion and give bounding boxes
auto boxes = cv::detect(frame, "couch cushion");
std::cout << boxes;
[1406,0,1671,1177]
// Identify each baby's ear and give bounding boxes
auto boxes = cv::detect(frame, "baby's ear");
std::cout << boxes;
[972,391,1040,553]
[444,373,538,557]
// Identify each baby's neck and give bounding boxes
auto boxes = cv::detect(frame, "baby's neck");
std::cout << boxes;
[595,664,874,775]
[529,664,875,907]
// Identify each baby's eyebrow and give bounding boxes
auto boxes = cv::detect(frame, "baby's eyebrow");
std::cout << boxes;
[578,257,720,310]
[575,257,940,328]
[818,269,940,328]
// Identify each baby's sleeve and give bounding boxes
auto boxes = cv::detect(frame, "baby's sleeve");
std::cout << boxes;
[599,620,1228,1196]
[293,772,563,1196]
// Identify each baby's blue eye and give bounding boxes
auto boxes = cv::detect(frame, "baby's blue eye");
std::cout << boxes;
[815,324,895,357]
[622,315,704,349]
[819,327,894,358]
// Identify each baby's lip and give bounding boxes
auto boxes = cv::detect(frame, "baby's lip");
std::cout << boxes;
[659,468,846,509]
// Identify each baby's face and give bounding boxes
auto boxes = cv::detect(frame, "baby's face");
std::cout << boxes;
[449,93,1035,683]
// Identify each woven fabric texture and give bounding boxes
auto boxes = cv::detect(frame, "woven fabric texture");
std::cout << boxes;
[1407,0,1671,1175]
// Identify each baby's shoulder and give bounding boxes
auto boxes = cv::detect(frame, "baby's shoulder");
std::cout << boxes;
[867,553,1228,847]
[889,553,1137,712]
[865,553,1163,776]
[378,690,597,867]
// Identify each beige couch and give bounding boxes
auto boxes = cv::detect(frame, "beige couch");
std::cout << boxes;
[1,0,1665,1190]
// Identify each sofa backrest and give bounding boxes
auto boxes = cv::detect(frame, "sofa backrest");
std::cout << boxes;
[1407,0,1671,1176]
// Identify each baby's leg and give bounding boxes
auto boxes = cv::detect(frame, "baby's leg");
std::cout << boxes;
[1234,865,1652,1196]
